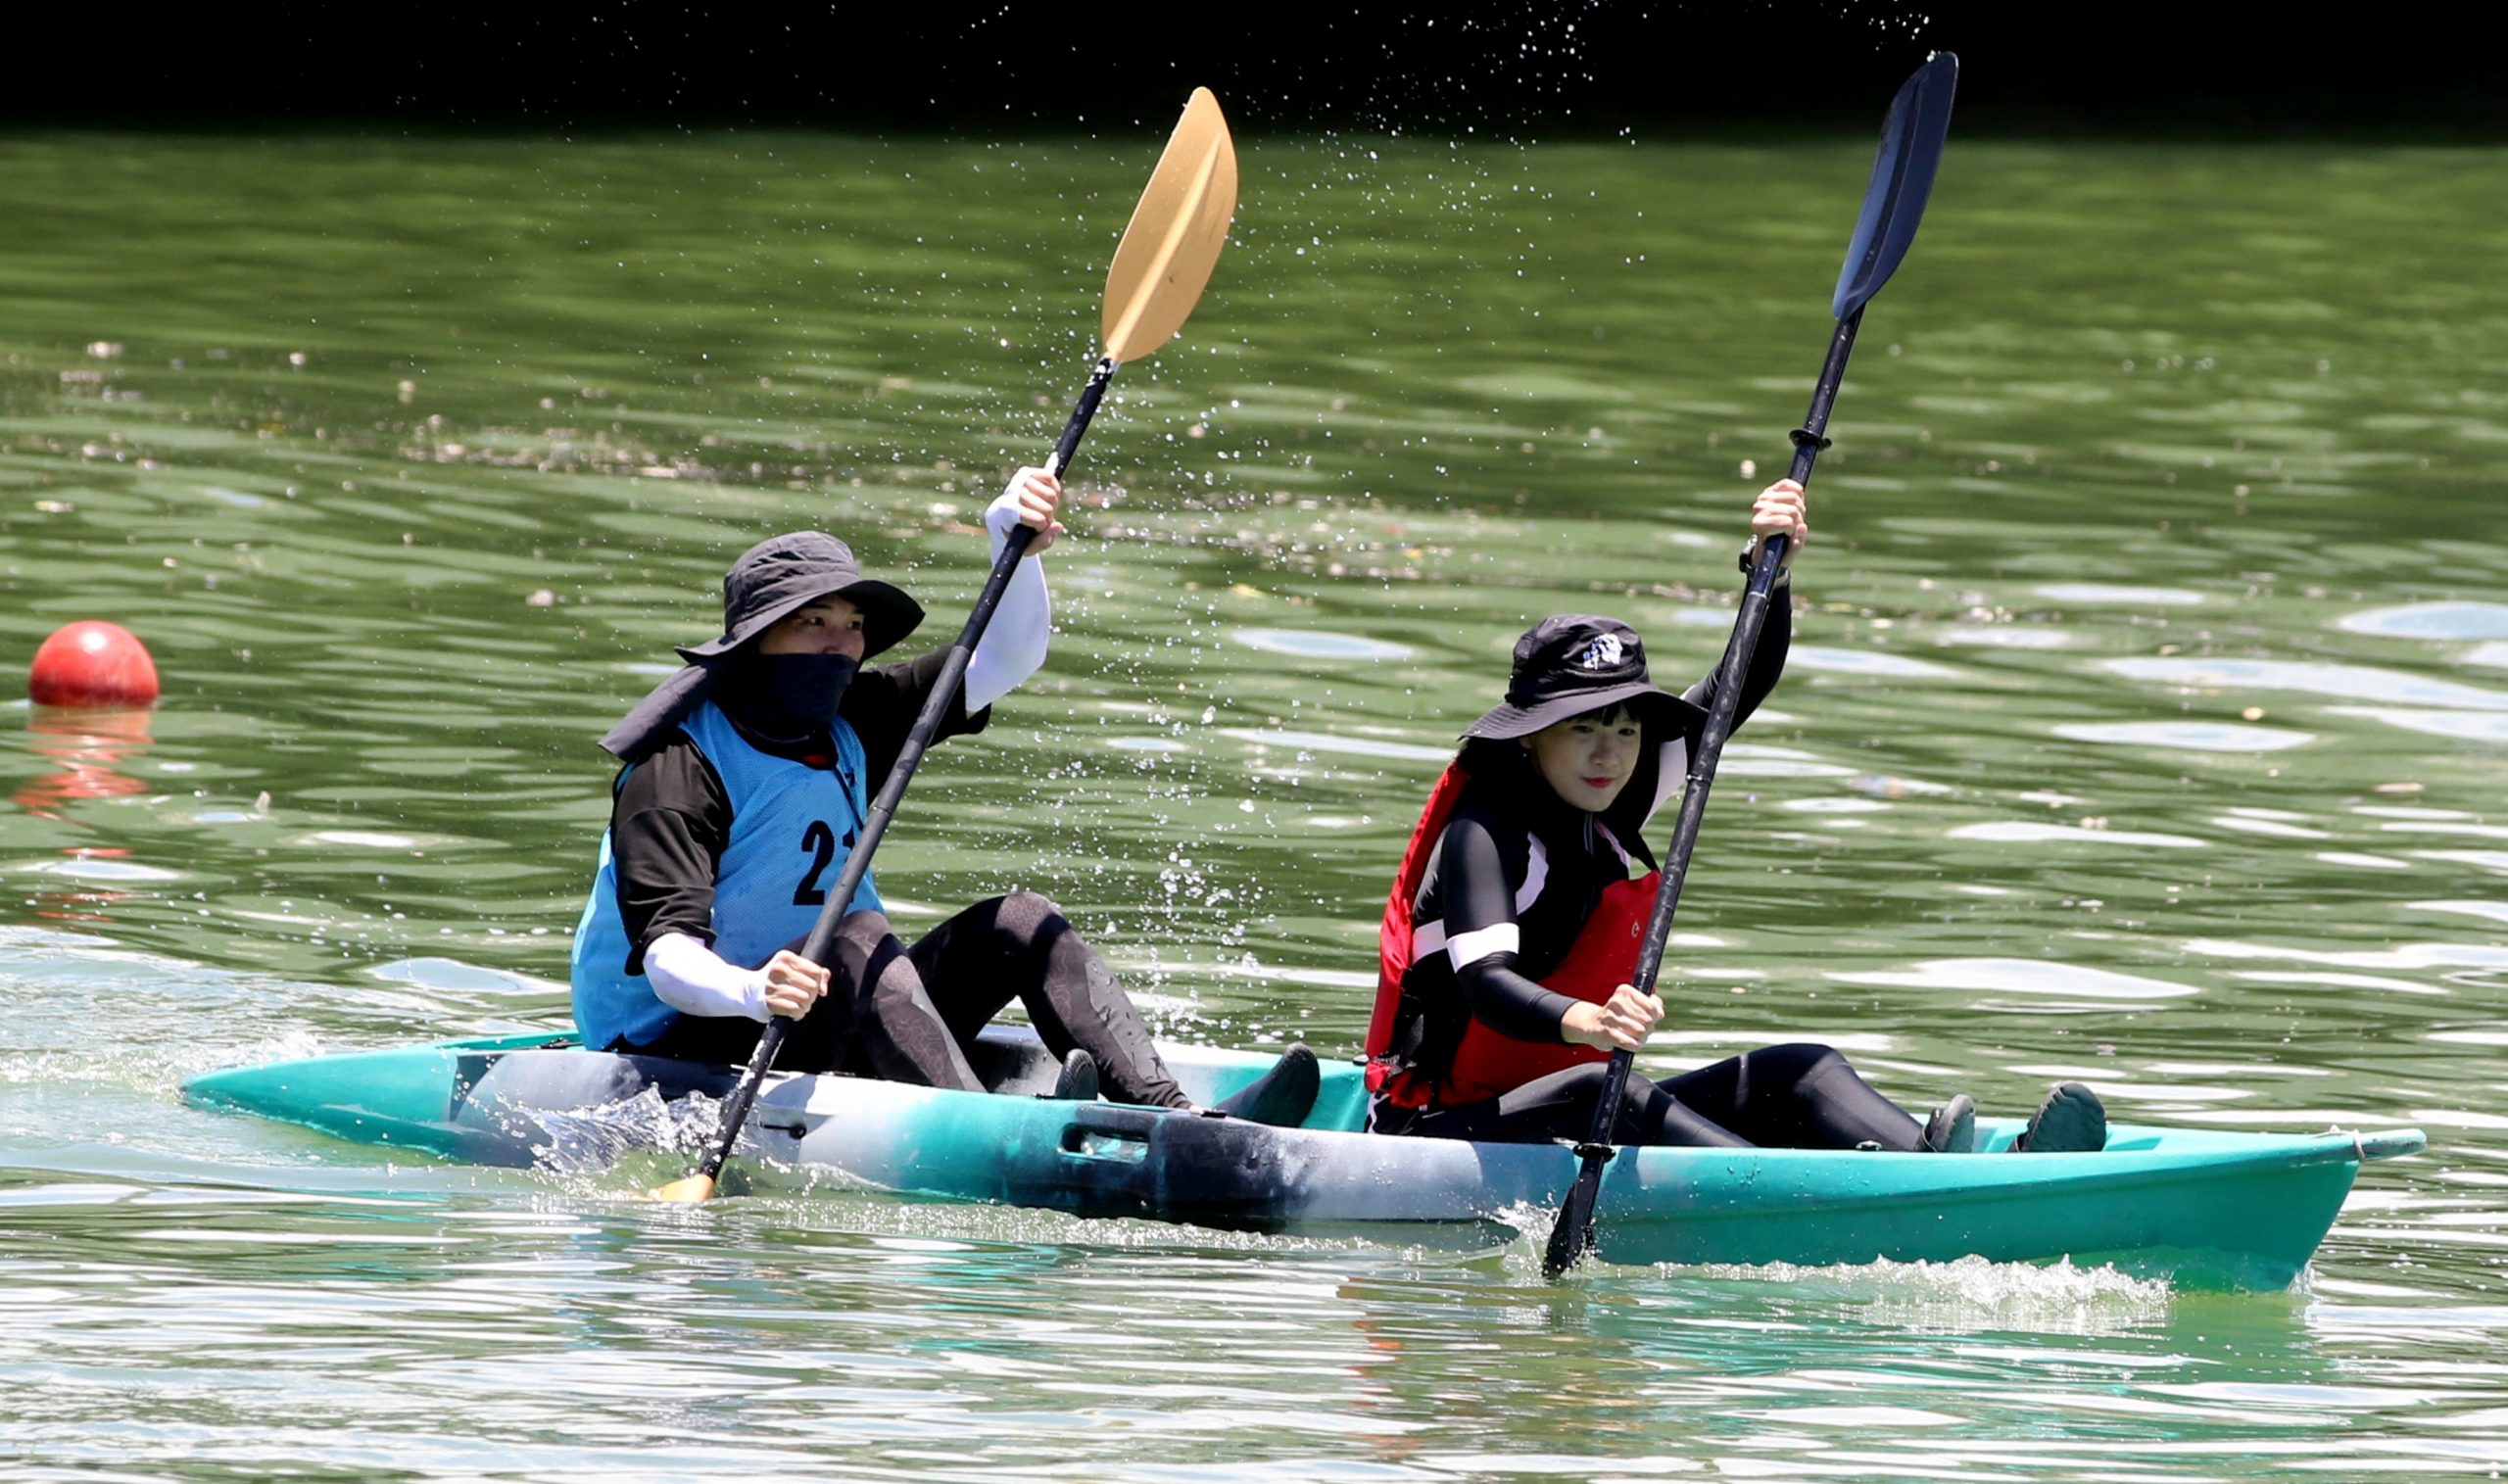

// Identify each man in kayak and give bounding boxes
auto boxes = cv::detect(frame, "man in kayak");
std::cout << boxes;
[573,468,1317,1123]
[1367,479,2104,1153]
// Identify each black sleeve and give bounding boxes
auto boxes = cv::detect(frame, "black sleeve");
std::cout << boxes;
[606,735,733,971]
[1436,810,1582,1043]
[840,646,995,795]
[1679,587,1792,742]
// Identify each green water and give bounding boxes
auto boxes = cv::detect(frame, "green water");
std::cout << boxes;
[4,129,2506,1480]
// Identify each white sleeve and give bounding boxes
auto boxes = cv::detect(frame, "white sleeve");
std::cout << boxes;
[644,932,772,1023]
[963,472,1054,713]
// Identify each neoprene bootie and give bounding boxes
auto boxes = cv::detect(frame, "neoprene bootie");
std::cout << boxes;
[1050,1048,1100,1103]
[2011,1081,2105,1153]
[1209,1044,1320,1127]
[1920,1093,1977,1153]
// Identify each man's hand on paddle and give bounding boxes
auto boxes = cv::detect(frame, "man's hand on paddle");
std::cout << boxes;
[1561,984,1664,1053]
[760,949,830,1021]
[996,466,1067,557]
[1748,478,1809,569]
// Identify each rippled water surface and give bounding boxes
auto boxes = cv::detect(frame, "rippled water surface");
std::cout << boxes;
[4,131,2507,1479]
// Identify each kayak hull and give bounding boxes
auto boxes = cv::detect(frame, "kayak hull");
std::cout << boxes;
[182,1029,2421,1289]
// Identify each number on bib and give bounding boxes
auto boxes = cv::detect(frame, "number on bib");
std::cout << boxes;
[794,819,836,905]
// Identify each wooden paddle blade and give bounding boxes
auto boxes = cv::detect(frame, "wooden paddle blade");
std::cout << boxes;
[645,1173,718,1204]
[1101,87,1237,364]
[1831,51,1958,321]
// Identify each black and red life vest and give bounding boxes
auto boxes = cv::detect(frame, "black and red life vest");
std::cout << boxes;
[1368,763,1661,1111]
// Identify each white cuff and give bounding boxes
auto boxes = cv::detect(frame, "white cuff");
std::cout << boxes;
[644,932,771,1023]
[1445,922,1520,970]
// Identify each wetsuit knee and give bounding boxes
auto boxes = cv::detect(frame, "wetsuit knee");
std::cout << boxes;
[989,889,1068,943]
[835,907,893,946]
[1752,1042,1850,1086]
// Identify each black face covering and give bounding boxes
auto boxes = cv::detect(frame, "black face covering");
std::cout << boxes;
[718,651,859,742]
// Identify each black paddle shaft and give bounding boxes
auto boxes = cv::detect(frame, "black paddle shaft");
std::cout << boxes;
[1590,314,1861,1115]
[1544,329,1897,1279]
[1654,314,1857,961]
[688,358,1119,1184]
[1542,51,1954,1278]
[1540,319,1859,1276]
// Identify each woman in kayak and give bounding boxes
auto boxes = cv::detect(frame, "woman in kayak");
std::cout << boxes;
[573,468,1316,1123]
[1368,479,2103,1154]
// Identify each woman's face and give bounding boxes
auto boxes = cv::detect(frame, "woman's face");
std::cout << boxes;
[756,595,867,658]
[1524,706,1642,812]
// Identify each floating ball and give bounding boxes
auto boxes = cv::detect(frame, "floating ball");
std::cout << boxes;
[28,621,161,708]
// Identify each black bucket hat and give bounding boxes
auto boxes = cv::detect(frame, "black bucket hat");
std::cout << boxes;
[675,531,923,662]
[599,532,925,760]
[1462,614,1708,741]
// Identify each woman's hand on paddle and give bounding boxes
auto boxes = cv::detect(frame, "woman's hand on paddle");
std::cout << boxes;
[1747,478,1809,569]
[1561,983,1664,1053]
[993,466,1066,557]
[759,949,829,1021]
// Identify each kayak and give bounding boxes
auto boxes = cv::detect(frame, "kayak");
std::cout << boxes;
[182,1027,2423,1290]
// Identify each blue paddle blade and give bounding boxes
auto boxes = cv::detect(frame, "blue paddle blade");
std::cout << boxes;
[1831,51,1959,321]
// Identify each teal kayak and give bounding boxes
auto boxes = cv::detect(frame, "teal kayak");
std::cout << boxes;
[183,1028,2423,1289]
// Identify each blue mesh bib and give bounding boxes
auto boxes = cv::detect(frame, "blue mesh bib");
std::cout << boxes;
[571,700,878,1050]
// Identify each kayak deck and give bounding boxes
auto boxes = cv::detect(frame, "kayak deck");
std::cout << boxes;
[183,1029,2424,1290]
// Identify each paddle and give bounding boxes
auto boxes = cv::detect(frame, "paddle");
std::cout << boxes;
[648,87,1238,1204]
[1540,53,1958,1277]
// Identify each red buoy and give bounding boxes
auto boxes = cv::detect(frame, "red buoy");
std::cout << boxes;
[28,621,161,708]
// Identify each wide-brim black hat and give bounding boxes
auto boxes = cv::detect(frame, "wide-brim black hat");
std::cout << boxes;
[1462,613,1707,741]
[674,531,923,662]
[599,531,924,760]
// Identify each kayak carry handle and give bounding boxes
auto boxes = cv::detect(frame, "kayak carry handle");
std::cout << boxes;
[2351,1127,2428,1162]
[1061,1104,1160,1164]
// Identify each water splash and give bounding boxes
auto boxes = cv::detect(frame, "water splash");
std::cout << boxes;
[1684,1254,2177,1335]
[522,1086,730,1175]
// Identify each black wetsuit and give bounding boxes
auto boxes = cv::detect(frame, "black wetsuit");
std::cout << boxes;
[1389,597,1927,1150]
[600,646,1186,1107]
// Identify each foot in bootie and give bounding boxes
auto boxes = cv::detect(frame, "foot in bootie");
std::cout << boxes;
[2012,1081,2105,1152]
[1209,1043,1320,1127]
[1049,1048,1100,1103]
[1920,1093,1977,1153]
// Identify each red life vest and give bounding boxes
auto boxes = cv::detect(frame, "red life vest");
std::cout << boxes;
[1370,762,1661,1110]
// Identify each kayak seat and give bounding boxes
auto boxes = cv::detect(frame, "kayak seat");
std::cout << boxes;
[968,1025,1065,1096]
